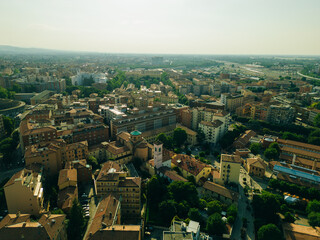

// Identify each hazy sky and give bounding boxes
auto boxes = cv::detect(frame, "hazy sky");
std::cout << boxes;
[0,0,319,55]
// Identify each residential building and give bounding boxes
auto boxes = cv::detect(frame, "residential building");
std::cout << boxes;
[0,213,67,240]
[202,181,239,205]
[66,159,92,183]
[4,168,44,216]
[198,120,224,145]
[215,154,241,185]
[246,157,266,178]
[250,104,269,121]
[84,195,122,240]
[176,124,198,146]
[95,161,141,220]
[171,154,212,184]
[233,130,256,149]
[220,93,243,112]
[267,104,295,125]
[24,139,88,175]
[57,168,78,212]
[110,106,176,139]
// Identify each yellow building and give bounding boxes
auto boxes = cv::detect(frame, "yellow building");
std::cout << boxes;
[246,157,267,178]
[95,161,141,220]
[24,139,88,175]
[4,168,44,216]
[176,124,198,146]
[215,154,241,185]
[171,154,212,184]
[0,213,67,240]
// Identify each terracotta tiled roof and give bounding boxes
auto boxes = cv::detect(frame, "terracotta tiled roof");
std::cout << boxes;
[158,167,187,182]
[247,158,267,169]
[283,223,320,240]
[203,181,239,202]
[38,214,66,240]
[172,154,210,176]
[58,168,77,186]
[96,161,122,181]
[57,186,78,210]
[281,146,320,160]
[277,138,320,152]
[117,132,131,142]
[84,195,120,240]
[89,225,141,240]
[233,130,256,148]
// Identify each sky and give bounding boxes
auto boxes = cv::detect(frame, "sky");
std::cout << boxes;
[0,0,320,55]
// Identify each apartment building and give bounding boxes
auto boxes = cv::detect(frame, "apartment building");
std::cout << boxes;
[24,139,88,175]
[215,154,241,185]
[0,213,67,240]
[250,103,269,121]
[95,161,141,220]
[192,107,230,131]
[198,120,224,145]
[267,104,295,125]
[57,168,78,212]
[220,93,244,112]
[110,106,176,139]
[72,123,109,145]
[4,169,44,216]
[99,105,127,124]
[246,157,267,178]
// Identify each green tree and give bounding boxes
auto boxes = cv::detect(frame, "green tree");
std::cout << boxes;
[188,208,203,223]
[252,192,281,222]
[206,213,226,235]
[250,143,262,155]
[314,114,320,127]
[176,201,189,218]
[264,148,279,160]
[67,199,85,240]
[187,176,196,185]
[207,200,222,215]
[306,200,320,214]
[159,200,177,223]
[198,198,207,210]
[196,129,205,143]
[11,84,22,93]
[147,176,167,209]
[227,215,235,224]
[257,224,282,240]
[87,156,99,169]
[173,128,187,147]
[168,181,199,207]
[2,116,14,136]
[269,142,280,154]
[308,212,320,227]
[227,204,238,218]
[156,133,172,149]
[284,212,295,223]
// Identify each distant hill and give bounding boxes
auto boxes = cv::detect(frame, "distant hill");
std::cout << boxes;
[0,45,72,55]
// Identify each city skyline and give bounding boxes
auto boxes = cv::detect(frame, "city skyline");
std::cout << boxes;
[1,0,320,55]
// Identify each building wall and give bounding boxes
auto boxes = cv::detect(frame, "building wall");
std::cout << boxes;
[218,161,240,185]
[5,177,43,216]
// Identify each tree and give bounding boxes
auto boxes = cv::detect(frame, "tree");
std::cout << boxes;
[187,176,196,185]
[257,224,282,240]
[269,142,280,154]
[227,204,238,218]
[206,213,226,235]
[252,192,281,222]
[250,143,261,155]
[176,201,189,218]
[197,129,205,143]
[67,199,85,240]
[227,215,235,224]
[307,200,320,214]
[168,181,199,207]
[159,200,177,223]
[314,114,320,127]
[308,212,320,227]
[264,148,279,160]
[87,156,99,169]
[147,176,167,209]
[188,208,203,223]
[207,200,222,215]
[2,116,14,136]
[156,133,172,149]
[284,212,295,223]
[173,128,187,147]
[198,198,207,210]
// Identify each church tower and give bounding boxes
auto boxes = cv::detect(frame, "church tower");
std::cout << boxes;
[154,141,163,169]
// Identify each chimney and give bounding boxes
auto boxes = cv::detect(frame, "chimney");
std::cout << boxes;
[16,211,20,218]
[22,222,26,227]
